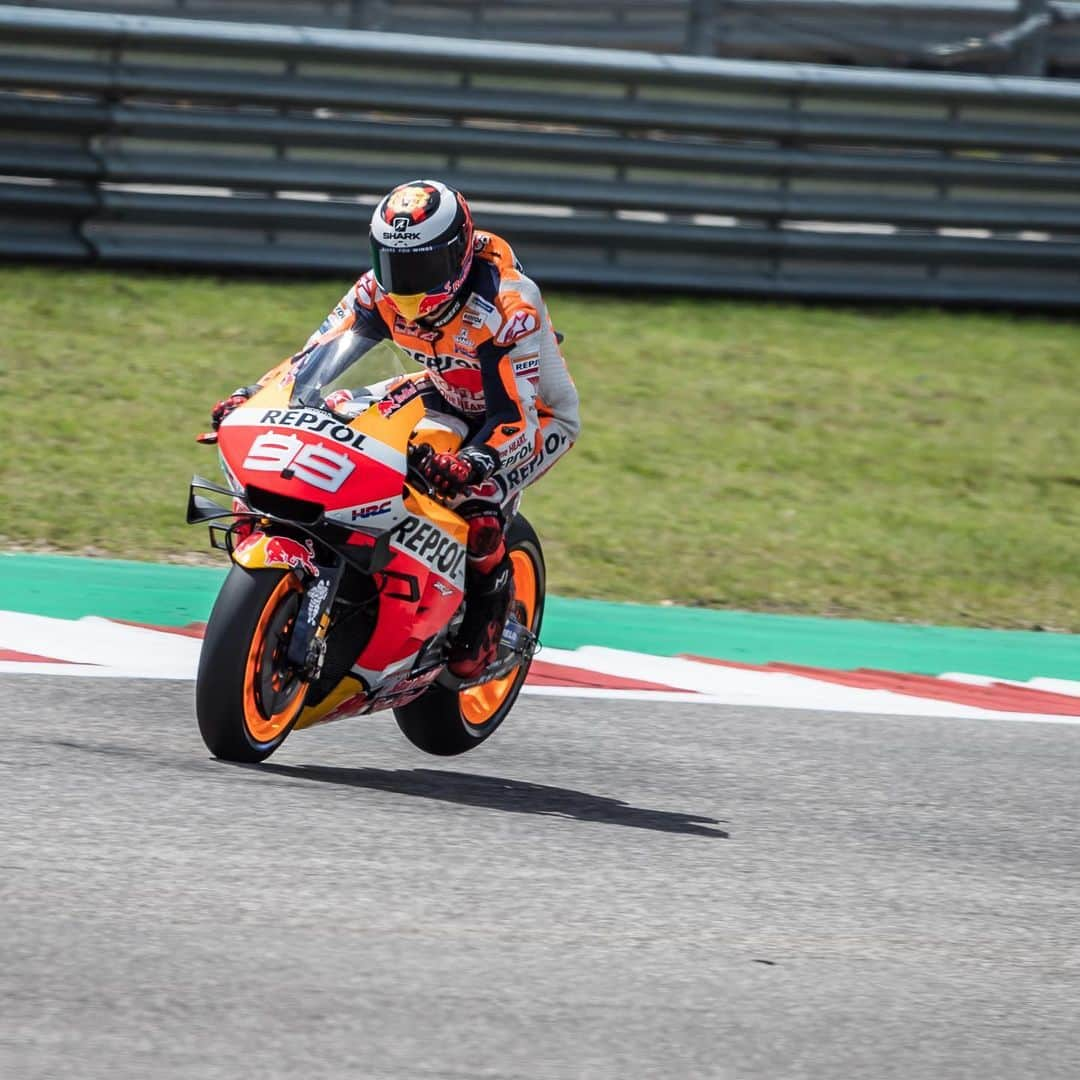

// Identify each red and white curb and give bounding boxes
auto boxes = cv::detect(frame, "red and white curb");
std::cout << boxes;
[3,611,1079,724]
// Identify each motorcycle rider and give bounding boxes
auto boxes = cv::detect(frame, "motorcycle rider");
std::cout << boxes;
[211,179,580,678]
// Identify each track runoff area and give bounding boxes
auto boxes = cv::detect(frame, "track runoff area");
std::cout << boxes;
[4,559,1080,1078]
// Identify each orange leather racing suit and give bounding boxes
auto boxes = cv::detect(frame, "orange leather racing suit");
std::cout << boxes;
[306,230,580,525]
[303,231,580,612]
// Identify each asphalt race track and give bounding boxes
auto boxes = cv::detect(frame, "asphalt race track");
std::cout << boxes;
[3,675,1078,1079]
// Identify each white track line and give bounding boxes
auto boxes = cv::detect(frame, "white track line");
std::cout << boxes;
[537,647,1080,725]
[941,671,1080,698]
[0,612,200,678]
[3,613,1078,723]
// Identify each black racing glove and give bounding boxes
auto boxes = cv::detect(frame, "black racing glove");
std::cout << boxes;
[419,443,500,498]
[210,385,258,430]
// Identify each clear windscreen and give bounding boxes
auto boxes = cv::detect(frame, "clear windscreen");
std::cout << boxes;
[289,330,417,408]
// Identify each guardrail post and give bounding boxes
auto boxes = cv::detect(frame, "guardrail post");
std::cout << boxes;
[1009,0,1051,75]
[686,0,718,57]
[347,0,379,30]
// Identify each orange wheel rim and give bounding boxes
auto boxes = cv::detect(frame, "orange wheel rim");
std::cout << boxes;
[242,574,308,744]
[459,549,537,728]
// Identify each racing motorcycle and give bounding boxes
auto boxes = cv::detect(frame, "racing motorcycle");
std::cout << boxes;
[187,330,543,763]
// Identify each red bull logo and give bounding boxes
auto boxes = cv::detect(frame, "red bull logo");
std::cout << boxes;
[235,533,320,577]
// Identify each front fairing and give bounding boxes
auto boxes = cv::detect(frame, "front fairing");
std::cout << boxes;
[218,398,410,521]
[215,337,424,523]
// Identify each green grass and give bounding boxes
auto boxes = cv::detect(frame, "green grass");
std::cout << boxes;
[2,265,1079,630]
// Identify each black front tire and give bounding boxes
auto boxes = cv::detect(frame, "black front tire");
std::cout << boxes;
[196,565,308,763]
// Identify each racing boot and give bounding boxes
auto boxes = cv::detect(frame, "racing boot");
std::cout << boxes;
[447,553,513,679]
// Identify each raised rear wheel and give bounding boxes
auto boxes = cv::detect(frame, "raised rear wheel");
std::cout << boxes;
[394,515,545,756]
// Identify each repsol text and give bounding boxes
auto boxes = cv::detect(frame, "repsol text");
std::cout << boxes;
[260,409,367,449]
[391,515,468,580]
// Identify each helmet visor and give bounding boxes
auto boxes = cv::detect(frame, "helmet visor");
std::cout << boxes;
[371,234,466,296]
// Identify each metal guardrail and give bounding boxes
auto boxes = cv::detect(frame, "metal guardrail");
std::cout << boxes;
[1,5,1079,307]
[7,0,1080,74]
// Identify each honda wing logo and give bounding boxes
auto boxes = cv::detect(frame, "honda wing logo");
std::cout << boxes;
[243,432,355,493]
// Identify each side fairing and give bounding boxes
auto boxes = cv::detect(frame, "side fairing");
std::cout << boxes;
[348,488,468,683]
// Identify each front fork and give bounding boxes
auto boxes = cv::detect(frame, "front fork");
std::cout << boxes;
[286,558,344,678]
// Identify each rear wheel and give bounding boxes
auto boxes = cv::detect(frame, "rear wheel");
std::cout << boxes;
[394,515,545,756]
[196,565,309,763]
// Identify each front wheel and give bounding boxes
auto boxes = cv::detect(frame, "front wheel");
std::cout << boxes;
[196,565,309,763]
[394,515,545,756]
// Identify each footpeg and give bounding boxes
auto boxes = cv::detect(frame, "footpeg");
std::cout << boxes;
[439,619,537,692]
[500,618,536,662]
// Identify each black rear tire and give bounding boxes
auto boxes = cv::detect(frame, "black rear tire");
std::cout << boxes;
[394,515,545,756]
[196,565,308,763]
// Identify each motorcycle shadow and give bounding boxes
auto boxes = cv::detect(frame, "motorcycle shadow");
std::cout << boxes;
[246,762,728,838]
